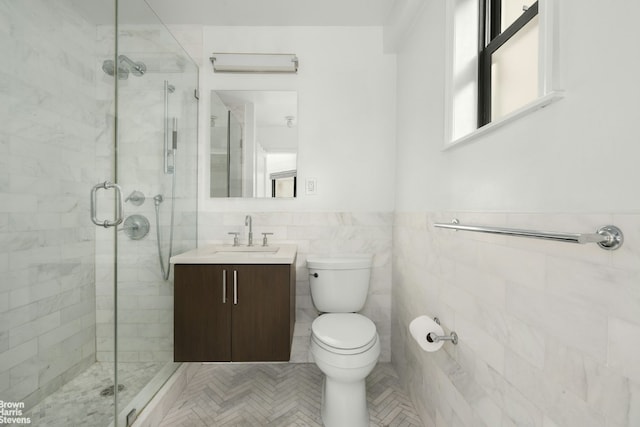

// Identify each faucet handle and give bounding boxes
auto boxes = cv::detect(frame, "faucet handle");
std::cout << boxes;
[228,232,240,247]
[261,232,274,247]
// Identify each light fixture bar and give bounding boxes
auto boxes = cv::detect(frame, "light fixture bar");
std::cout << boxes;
[210,53,298,73]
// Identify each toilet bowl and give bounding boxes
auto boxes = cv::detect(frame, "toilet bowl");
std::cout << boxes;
[306,254,379,427]
[310,313,380,427]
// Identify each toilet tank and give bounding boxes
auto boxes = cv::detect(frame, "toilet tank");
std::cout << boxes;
[306,254,373,313]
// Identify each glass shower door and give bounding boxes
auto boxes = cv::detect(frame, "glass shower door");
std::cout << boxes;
[111,1,199,425]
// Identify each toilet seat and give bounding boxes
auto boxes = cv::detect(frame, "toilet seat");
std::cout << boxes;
[311,313,377,355]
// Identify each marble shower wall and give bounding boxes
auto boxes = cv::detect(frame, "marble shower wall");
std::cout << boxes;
[198,211,393,362]
[392,212,640,427]
[0,0,99,409]
[94,25,199,362]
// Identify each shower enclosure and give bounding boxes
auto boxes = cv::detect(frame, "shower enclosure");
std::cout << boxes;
[0,0,198,425]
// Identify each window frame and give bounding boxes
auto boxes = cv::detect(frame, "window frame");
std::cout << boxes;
[477,0,540,127]
[444,0,563,150]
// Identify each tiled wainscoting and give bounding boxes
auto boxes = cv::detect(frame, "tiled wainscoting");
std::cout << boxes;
[393,212,640,427]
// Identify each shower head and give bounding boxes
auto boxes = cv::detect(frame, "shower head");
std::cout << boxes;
[118,55,146,76]
[101,55,146,78]
[101,59,129,80]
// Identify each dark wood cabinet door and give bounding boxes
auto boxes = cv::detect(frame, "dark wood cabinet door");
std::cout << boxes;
[174,264,231,362]
[231,264,292,362]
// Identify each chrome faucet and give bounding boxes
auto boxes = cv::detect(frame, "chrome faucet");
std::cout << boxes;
[245,215,253,246]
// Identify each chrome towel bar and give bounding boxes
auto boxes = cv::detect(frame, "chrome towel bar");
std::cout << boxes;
[433,219,624,251]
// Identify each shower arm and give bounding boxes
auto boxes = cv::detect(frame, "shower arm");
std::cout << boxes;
[118,55,145,75]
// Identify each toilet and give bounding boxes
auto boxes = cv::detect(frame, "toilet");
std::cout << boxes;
[307,255,380,427]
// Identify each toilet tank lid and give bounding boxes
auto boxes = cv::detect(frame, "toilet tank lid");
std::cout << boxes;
[306,254,373,270]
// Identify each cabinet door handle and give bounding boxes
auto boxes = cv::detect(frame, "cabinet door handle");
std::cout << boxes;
[233,270,238,305]
[222,269,227,303]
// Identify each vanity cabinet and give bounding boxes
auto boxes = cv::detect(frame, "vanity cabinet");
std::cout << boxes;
[174,263,295,362]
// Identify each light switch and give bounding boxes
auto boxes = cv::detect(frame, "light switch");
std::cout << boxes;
[306,178,317,195]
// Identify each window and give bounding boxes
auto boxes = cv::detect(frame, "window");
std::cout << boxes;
[445,0,562,147]
[478,0,539,126]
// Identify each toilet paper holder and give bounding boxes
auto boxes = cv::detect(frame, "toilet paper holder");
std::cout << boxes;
[427,317,458,345]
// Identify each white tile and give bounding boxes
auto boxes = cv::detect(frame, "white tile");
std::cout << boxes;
[585,361,636,427]
[608,317,640,383]
[0,339,37,373]
[455,315,505,375]
[477,243,546,291]
[9,311,61,348]
[546,256,640,324]
[506,282,608,362]
[0,193,37,213]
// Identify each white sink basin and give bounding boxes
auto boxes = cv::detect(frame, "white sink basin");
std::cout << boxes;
[214,250,279,257]
[170,244,297,265]
[210,246,279,254]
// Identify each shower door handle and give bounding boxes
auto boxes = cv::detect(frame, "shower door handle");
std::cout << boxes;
[90,181,124,228]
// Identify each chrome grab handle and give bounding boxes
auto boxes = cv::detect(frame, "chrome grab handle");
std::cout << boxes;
[233,270,238,305]
[90,181,124,228]
[222,270,227,303]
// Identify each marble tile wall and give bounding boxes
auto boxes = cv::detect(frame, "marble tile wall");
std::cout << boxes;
[392,211,640,427]
[198,211,394,362]
[94,25,199,362]
[0,0,99,409]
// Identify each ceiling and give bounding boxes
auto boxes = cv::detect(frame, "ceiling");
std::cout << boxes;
[215,90,297,128]
[71,0,398,26]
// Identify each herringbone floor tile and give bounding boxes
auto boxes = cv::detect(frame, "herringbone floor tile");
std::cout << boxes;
[158,363,423,427]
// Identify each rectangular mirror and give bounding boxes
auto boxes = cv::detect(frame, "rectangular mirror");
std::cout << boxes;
[210,90,298,198]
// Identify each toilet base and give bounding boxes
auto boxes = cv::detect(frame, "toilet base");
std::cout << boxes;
[321,375,369,427]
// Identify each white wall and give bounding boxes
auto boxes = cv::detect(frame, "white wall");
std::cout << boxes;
[167,25,398,362]
[199,26,397,213]
[396,1,640,213]
[393,1,640,426]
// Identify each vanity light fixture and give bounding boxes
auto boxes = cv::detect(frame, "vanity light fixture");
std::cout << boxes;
[210,53,299,73]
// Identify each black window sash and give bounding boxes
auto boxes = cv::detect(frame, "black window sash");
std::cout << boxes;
[478,1,539,126]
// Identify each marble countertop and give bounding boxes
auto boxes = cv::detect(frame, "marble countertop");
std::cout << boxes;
[170,243,297,265]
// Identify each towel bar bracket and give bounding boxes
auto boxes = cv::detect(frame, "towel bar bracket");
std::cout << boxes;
[595,225,624,250]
